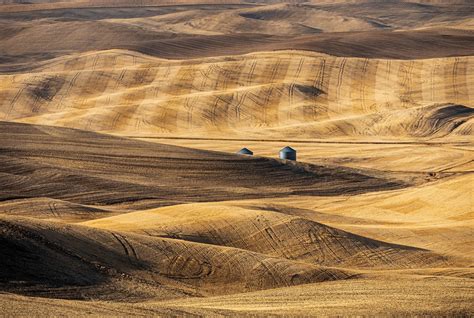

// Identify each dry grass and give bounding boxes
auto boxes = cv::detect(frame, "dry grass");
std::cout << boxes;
[1,274,472,316]
[0,1,473,316]
[0,121,472,316]
[1,1,474,68]
[1,50,472,139]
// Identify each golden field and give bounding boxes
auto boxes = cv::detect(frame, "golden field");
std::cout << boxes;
[0,0,473,316]
[1,49,473,139]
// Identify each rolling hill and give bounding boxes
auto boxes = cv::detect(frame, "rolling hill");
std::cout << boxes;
[1,214,353,300]
[0,0,473,316]
[83,203,449,269]
[0,121,403,212]
[0,50,472,139]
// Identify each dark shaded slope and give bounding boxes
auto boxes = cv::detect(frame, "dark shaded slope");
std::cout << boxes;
[410,104,474,137]
[0,4,250,21]
[1,22,474,71]
[0,122,403,210]
[278,28,474,60]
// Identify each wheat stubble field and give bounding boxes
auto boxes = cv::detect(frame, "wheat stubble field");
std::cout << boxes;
[0,0,473,316]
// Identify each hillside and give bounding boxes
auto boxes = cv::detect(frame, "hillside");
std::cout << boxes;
[1,0,474,68]
[83,203,448,269]
[0,121,471,316]
[1,50,472,139]
[0,121,403,211]
[0,0,473,316]
[1,214,354,300]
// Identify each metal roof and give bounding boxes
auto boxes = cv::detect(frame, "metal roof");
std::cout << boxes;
[279,146,296,153]
[237,147,253,155]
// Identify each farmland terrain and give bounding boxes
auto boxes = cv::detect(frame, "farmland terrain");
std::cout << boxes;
[0,0,473,316]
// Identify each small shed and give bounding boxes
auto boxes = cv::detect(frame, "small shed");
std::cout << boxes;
[237,147,253,155]
[279,146,296,161]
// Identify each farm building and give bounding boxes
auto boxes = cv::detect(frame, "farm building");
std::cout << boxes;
[237,148,253,155]
[279,146,296,161]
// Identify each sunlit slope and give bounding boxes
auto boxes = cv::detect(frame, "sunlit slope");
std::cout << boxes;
[150,138,473,173]
[0,197,116,222]
[1,50,472,139]
[159,273,474,316]
[249,173,474,261]
[311,173,474,262]
[84,203,449,269]
[1,215,351,300]
[2,273,472,317]
[102,3,380,36]
[101,2,474,36]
